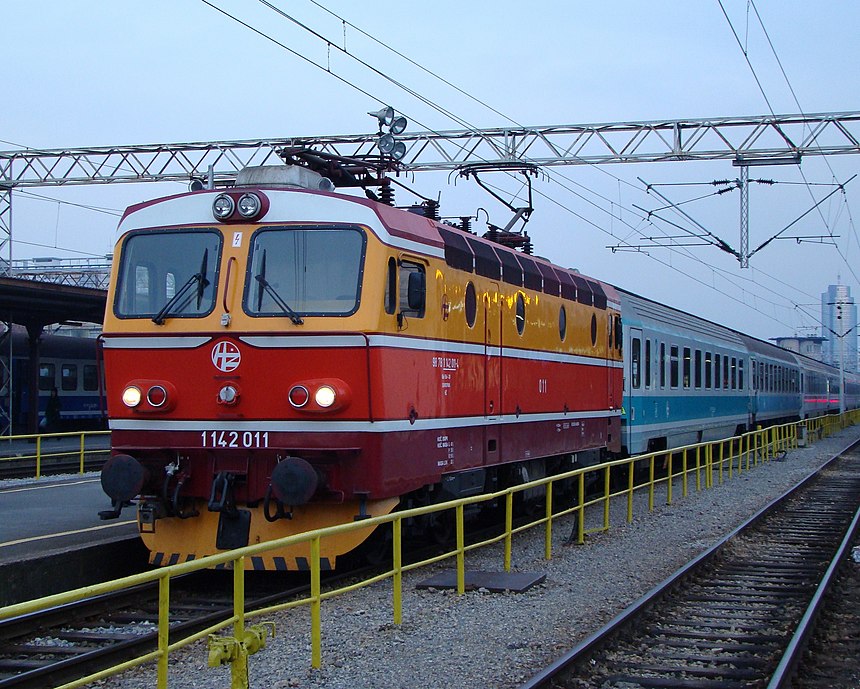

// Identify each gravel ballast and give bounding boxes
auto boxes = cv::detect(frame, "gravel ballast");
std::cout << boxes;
[100,427,860,689]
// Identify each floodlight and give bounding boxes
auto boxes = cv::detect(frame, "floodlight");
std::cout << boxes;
[390,116,408,135]
[368,106,395,128]
[390,141,407,161]
[377,133,396,154]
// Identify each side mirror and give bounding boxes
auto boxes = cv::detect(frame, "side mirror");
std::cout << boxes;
[407,271,426,311]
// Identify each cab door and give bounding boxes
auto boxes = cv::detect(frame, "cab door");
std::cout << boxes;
[484,285,501,463]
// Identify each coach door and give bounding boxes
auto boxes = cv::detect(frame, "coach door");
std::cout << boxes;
[484,285,501,462]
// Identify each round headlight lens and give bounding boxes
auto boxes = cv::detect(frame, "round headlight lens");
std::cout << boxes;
[237,193,262,218]
[146,385,168,407]
[212,194,235,220]
[122,386,142,408]
[314,385,336,408]
[288,385,310,408]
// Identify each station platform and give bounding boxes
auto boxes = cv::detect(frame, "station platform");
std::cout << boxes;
[0,472,148,606]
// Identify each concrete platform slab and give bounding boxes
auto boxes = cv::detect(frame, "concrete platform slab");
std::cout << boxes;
[416,570,546,593]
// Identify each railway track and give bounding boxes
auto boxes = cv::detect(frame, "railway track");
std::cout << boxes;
[0,511,504,689]
[0,569,338,689]
[520,443,860,689]
[0,458,105,480]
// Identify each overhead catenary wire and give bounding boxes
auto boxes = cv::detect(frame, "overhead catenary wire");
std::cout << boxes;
[200,0,839,336]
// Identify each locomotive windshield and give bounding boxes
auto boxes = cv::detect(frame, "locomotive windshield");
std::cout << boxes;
[244,226,365,317]
[114,229,222,319]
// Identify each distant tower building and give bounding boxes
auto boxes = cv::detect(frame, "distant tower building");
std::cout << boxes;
[821,282,858,373]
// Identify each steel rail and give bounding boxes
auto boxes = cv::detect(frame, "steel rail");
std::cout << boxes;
[518,436,860,689]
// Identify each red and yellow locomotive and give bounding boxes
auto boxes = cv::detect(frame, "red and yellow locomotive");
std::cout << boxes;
[99,164,622,570]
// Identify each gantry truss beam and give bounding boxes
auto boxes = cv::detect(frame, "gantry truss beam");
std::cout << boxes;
[1,111,859,187]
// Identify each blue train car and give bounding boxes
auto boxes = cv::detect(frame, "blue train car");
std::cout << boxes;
[0,327,106,433]
[618,287,860,458]
[618,288,751,455]
[738,335,802,427]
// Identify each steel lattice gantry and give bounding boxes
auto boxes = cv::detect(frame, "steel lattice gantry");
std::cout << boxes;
[1,110,859,270]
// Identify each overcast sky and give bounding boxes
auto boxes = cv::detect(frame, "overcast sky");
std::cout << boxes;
[3,1,859,343]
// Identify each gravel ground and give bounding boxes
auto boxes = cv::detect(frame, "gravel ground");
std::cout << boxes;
[98,427,860,689]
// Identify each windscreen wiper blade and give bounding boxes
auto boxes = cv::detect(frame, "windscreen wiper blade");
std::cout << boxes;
[151,249,210,325]
[254,275,304,325]
[253,249,303,325]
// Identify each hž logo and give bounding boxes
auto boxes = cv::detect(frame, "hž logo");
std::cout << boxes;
[211,340,241,372]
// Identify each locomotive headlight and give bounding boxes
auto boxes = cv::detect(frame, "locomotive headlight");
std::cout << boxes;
[288,385,310,408]
[122,385,142,408]
[237,192,262,219]
[314,385,336,408]
[146,385,168,408]
[212,194,235,220]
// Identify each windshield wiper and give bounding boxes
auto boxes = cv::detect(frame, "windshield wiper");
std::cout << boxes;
[254,250,304,325]
[151,249,210,325]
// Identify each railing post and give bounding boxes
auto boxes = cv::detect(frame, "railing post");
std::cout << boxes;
[157,572,170,689]
[602,466,610,531]
[648,456,655,512]
[682,448,688,497]
[231,556,247,689]
[504,491,513,571]
[311,536,321,668]
[626,459,634,523]
[79,432,86,474]
[456,504,465,594]
[35,435,42,479]
[695,445,701,492]
[724,440,730,480]
[666,453,673,505]
[393,519,402,625]
[577,473,586,544]
[545,481,553,561]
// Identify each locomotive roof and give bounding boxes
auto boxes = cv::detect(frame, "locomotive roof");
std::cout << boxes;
[118,183,619,307]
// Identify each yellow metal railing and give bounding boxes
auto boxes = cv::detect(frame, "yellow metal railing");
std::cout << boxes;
[0,430,110,478]
[1,412,858,689]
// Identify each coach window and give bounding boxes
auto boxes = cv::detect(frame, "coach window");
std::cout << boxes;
[705,352,712,388]
[694,350,702,389]
[682,347,691,388]
[465,281,477,328]
[715,354,722,391]
[660,342,666,388]
[730,357,737,389]
[670,345,679,388]
[739,359,745,390]
[614,315,623,352]
[515,293,526,335]
[38,363,55,391]
[61,364,78,392]
[559,305,567,341]
[83,365,100,392]
[631,337,641,389]
[644,339,652,388]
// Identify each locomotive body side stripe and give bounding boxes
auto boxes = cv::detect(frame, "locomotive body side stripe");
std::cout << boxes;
[239,334,624,369]
[103,333,623,369]
[109,408,621,433]
[103,336,213,349]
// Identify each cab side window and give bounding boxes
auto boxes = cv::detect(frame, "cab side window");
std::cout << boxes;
[399,260,425,318]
